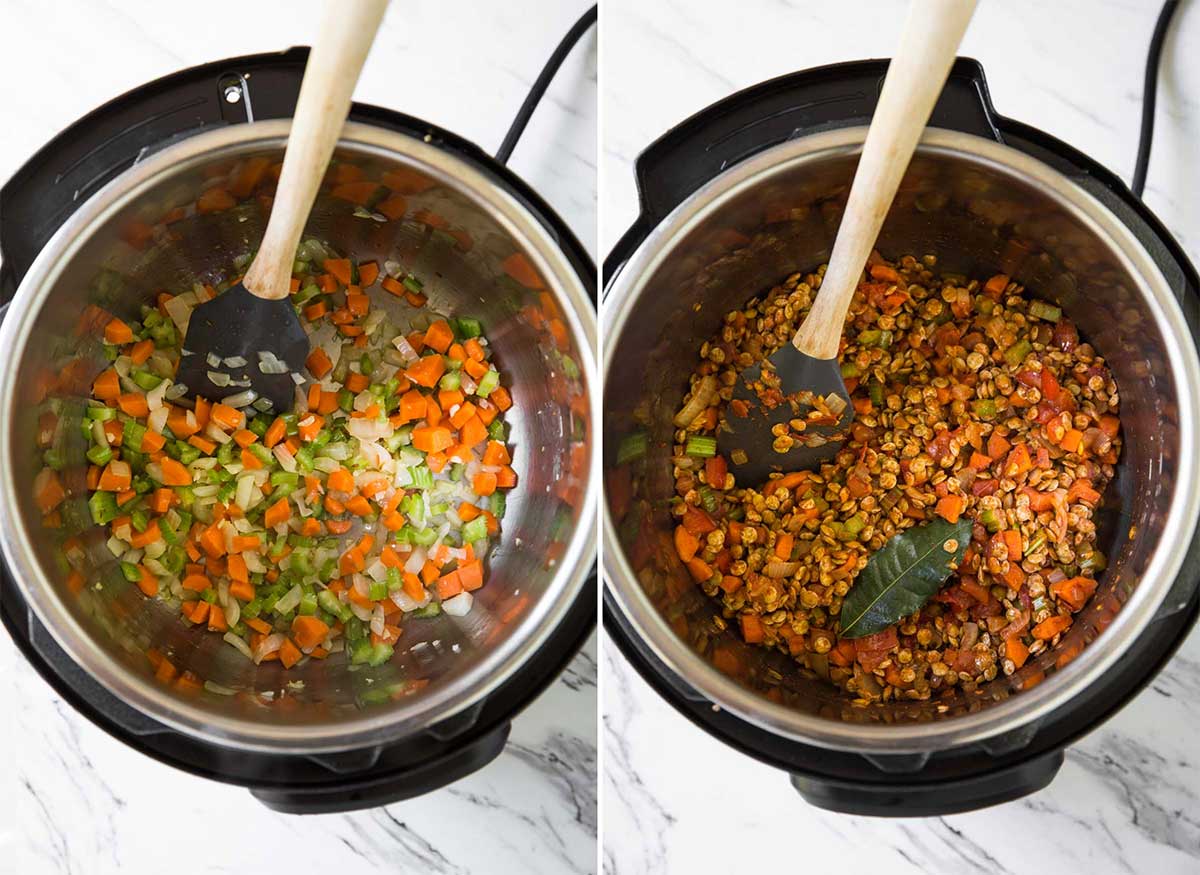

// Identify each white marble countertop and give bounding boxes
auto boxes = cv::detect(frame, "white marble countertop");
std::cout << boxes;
[0,1,597,874]
[601,1,1200,873]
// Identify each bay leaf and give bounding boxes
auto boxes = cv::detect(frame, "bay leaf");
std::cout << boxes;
[839,517,972,639]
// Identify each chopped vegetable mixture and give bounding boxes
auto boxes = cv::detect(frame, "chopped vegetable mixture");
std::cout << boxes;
[66,239,516,670]
[671,254,1121,704]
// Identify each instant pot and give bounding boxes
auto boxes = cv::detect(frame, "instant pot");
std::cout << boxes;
[603,58,1200,816]
[1,37,596,813]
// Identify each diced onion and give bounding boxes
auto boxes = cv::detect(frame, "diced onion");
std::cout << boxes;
[165,382,188,400]
[257,350,289,374]
[366,559,388,583]
[274,585,302,615]
[148,406,169,435]
[224,632,254,660]
[390,334,418,365]
[443,592,474,616]
[253,633,286,663]
[223,389,258,408]
[146,379,169,411]
[206,352,222,368]
[273,444,297,473]
[370,604,386,636]
[205,422,233,444]
[674,375,719,427]
[207,370,231,387]
[223,356,248,368]
[252,397,274,412]
[405,547,427,574]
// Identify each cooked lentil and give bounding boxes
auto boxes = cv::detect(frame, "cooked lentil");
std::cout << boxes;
[672,255,1121,704]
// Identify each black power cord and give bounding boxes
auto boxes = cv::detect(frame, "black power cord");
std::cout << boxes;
[495,5,598,165]
[1131,0,1182,198]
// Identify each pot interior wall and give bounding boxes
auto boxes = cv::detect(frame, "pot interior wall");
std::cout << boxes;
[605,138,1180,725]
[10,134,592,735]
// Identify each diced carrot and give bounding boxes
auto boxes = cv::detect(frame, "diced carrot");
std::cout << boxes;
[1050,576,1097,612]
[129,521,162,549]
[210,403,244,431]
[1004,443,1033,478]
[264,497,291,528]
[263,416,287,449]
[93,368,121,400]
[436,570,463,599]
[412,425,453,453]
[500,253,543,288]
[395,389,427,423]
[357,262,379,286]
[197,187,236,213]
[345,372,369,394]
[458,560,484,592]
[1002,530,1023,561]
[381,276,406,298]
[343,495,370,516]
[104,317,134,345]
[292,615,330,650]
[231,429,257,448]
[323,258,354,286]
[278,638,302,668]
[439,388,466,411]
[968,451,992,470]
[459,415,488,449]
[472,471,497,496]
[306,348,333,379]
[159,457,192,486]
[481,440,511,467]
[935,494,964,524]
[182,573,211,592]
[774,533,794,560]
[380,511,405,531]
[740,614,765,644]
[495,466,517,488]
[297,414,324,442]
[1099,415,1120,439]
[326,467,355,493]
[984,274,1010,299]
[231,535,261,552]
[405,355,446,388]
[246,617,272,635]
[226,553,249,584]
[1032,614,1072,640]
[118,393,150,417]
[1006,637,1030,668]
[346,292,369,318]
[1060,428,1083,454]
[1067,478,1102,504]
[463,358,489,380]
[98,460,132,492]
[207,603,228,632]
[423,320,454,354]
[129,339,155,365]
[674,525,701,563]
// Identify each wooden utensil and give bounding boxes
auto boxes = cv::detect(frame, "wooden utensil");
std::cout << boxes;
[722,0,977,484]
[177,0,390,414]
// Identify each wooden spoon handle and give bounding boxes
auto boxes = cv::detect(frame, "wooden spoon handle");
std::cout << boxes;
[792,0,977,359]
[244,0,390,300]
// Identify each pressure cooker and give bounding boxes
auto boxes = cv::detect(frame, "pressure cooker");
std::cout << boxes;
[0,46,596,813]
[602,58,1200,816]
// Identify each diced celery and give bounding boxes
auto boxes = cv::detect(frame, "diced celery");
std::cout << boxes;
[409,465,434,490]
[131,370,162,391]
[87,445,114,466]
[120,562,141,583]
[1004,339,1032,367]
[487,419,506,442]
[123,421,147,452]
[131,508,150,533]
[617,432,647,465]
[413,602,441,618]
[217,441,236,467]
[338,389,355,412]
[455,317,482,339]
[439,371,461,391]
[1029,300,1062,322]
[490,491,506,519]
[386,567,403,592]
[685,435,717,458]
[475,369,500,397]
[462,516,488,544]
[368,579,388,601]
[298,590,318,616]
[89,492,120,525]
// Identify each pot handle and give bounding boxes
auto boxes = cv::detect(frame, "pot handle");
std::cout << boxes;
[790,748,1064,817]
[249,722,511,814]
[0,48,310,297]
[632,57,1002,235]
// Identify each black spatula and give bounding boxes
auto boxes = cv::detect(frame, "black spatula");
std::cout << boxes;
[721,0,977,485]
[177,0,390,414]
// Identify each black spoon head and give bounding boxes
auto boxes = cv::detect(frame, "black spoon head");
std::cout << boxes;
[722,342,854,485]
[176,283,310,415]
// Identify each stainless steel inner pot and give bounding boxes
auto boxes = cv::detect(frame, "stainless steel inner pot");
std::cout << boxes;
[603,127,1200,753]
[1,120,596,752]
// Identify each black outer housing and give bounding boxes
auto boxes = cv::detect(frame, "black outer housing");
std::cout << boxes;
[0,48,597,814]
[603,58,1200,816]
